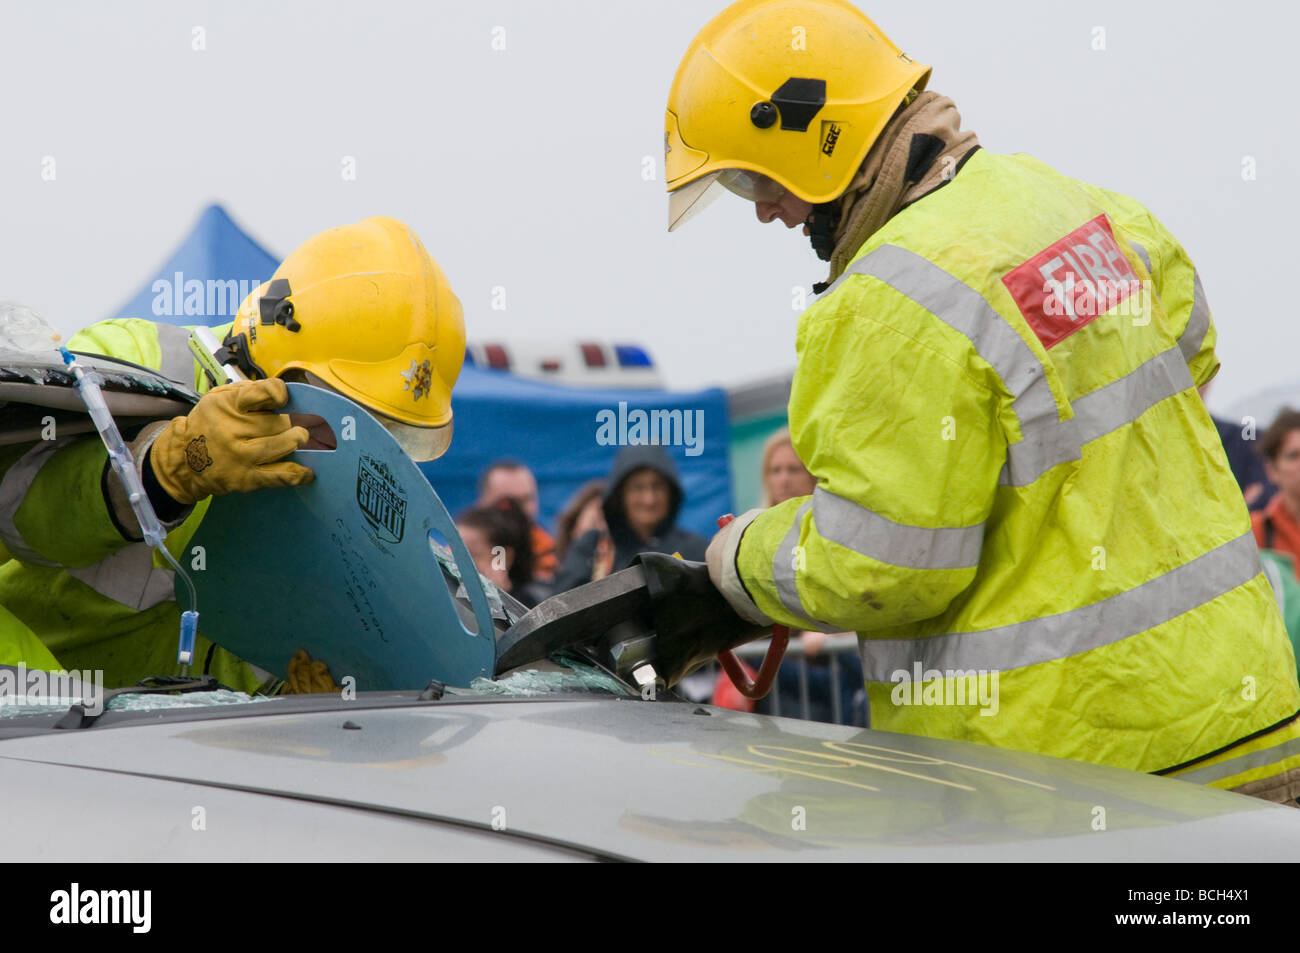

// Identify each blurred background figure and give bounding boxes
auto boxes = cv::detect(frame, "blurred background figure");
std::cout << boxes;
[1254,408,1300,569]
[1201,382,1274,510]
[1251,408,1300,680]
[554,480,607,564]
[760,427,816,506]
[554,446,707,592]
[714,429,866,726]
[455,498,550,607]
[476,460,558,582]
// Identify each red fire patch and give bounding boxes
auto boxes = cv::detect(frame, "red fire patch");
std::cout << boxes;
[1001,214,1140,349]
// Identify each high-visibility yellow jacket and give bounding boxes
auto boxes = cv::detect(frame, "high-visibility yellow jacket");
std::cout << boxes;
[0,604,62,672]
[0,319,269,692]
[726,150,1300,801]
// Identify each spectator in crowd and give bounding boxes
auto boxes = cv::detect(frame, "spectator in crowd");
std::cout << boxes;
[760,427,816,506]
[477,460,558,581]
[554,446,707,591]
[717,430,865,725]
[1201,383,1273,510]
[1216,416,1274,510]
[554,480,607,563]
[1253,409,1300,577]
[456,498,550,607]
[1251,408,1300,683]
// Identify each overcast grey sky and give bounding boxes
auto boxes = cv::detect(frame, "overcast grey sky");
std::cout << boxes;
[3,0,1295,413]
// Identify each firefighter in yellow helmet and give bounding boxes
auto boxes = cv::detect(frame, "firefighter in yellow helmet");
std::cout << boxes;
[212,216,463,467]
[672,0,1300,803]
[0,217,465,694]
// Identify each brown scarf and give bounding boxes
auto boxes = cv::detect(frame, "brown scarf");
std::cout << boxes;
[824,91,979,284]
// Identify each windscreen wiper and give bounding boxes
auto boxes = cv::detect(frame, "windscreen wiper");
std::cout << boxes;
[52,675,223,730]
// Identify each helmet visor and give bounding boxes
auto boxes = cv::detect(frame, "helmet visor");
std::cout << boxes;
[377,414,453,462]
[716,169,788,204]
[668,172,726,231]
[667,169,789,231]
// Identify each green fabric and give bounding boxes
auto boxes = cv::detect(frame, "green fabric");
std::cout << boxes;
[728,412,789,512]
[736,150,1300,776]
[0,318,265,692]
[1260,549,1300,682]
[11,437,125,567]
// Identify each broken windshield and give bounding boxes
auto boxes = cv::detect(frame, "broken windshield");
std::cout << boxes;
[0,652,631,734]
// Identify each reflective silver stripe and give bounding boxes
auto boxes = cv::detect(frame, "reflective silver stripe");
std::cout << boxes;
[1179,269,1211,367]
[828,244,1209,492]
[0,435,177,607]
[1170,733,1300,786]
[1001,345,1194,487]
[66,541,175,611]
[772,501,838,633]
[156,324,196,386]
[812,486,982,570]
[825,245,1060,441]
[857,531,1263,681]
[0,437,78,567]
[1129,239,1151,275]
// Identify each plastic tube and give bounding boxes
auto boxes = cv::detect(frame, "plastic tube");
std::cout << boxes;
[58,344,200,666]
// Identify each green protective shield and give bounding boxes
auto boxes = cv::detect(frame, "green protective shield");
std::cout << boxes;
[189,383,496,689]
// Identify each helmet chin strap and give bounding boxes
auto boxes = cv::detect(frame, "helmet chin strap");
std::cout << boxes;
[807,201,842,293]
[807,201,840,261]
[217,331,269,381]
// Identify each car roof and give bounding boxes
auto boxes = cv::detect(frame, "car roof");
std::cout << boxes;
[3,693,1297,861]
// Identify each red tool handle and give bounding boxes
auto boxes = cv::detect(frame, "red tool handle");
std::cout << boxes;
[715,514,789,700]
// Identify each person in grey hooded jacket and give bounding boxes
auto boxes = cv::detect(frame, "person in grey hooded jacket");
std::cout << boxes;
[553,445,708,593]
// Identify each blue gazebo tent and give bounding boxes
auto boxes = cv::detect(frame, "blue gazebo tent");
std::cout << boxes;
[111,204,278,327]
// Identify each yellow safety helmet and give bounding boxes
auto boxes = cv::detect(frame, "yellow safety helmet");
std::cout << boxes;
[665,0,930,230]
[223,216,464,462]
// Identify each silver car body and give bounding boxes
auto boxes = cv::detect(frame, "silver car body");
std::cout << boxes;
[3,690,1299,861]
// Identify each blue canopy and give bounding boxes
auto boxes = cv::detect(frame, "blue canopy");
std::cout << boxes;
[421,366,732,539]
[111,204,278,326]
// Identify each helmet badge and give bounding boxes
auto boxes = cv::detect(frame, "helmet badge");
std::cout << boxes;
[401,358,433,401]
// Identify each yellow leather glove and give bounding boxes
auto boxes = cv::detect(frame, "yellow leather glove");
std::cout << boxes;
[283,649,340,694]
[149,379,314,505]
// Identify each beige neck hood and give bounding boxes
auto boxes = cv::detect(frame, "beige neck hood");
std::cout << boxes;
[821,91,979,286]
